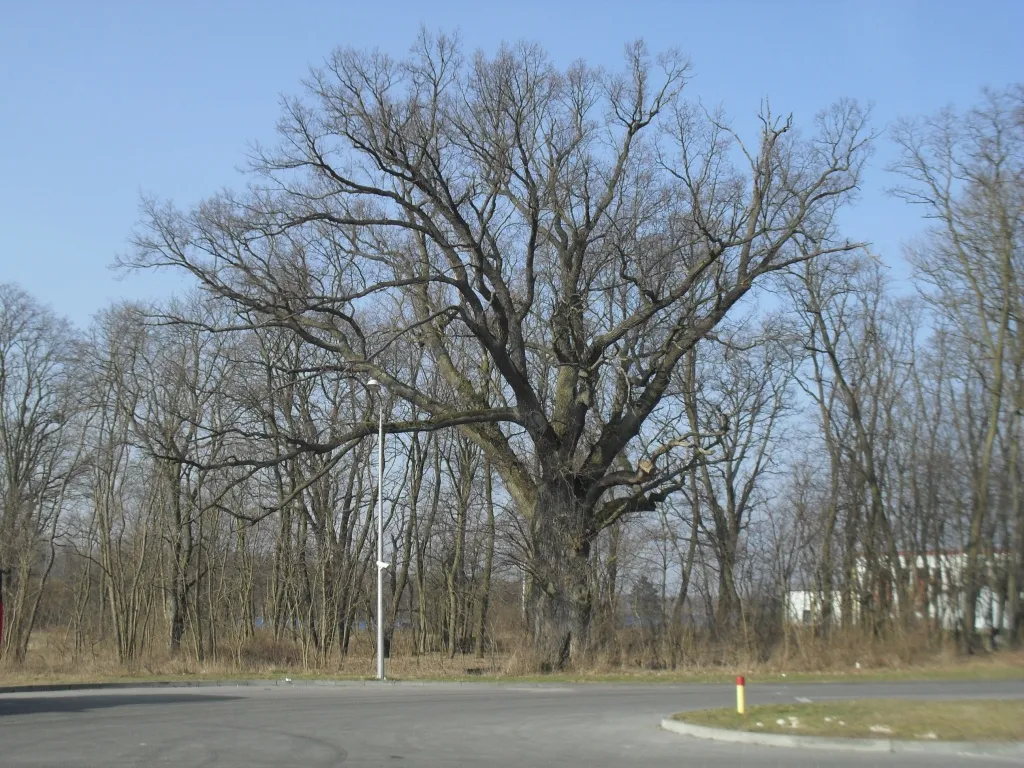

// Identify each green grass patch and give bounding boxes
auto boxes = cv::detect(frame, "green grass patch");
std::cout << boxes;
[675,699,1024,741]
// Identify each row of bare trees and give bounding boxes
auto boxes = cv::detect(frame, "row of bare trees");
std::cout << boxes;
[0,37,1020,671]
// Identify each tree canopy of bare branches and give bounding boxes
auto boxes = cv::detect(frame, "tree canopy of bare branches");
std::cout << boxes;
[123,34,871,668]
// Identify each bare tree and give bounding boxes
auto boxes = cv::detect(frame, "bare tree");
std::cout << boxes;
[791,256,918,630]
[891,85,1024,649]
[0,284,79,661]
[684,329,793,636]
[124,34,871,668]
[77,306,157,663]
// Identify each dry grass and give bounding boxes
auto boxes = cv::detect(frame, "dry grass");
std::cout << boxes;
[676,699,1024,741]
[2,626,1023,688]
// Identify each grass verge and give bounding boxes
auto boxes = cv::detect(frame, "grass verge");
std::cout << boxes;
[675,699,1024,741]
[2,665,1024,688]
[2,648,1023,687]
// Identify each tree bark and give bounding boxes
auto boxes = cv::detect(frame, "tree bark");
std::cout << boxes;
[474,461,496,658]
[528,482,592,671]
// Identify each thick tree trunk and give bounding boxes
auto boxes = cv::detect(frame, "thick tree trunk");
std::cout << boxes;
[271,501,290,641]
[169,578,187,655]
[389,437,423,657]
[816,422,843,635]
[445,486,467,658]
[415,451,442,655]
[528,483,592,672]
[715,541,740,636]
[168,486,189,656]
[474,464,495,658]
[9,563,32,663]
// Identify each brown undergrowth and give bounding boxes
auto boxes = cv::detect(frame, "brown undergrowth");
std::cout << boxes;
[2,625,1021,686]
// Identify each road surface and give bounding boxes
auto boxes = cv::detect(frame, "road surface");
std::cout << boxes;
[1,679,1022,766]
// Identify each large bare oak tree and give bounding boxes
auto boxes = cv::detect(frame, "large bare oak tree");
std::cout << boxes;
[126,33,871,668]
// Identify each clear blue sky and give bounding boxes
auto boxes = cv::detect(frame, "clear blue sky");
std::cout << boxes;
[2,0,1021,327]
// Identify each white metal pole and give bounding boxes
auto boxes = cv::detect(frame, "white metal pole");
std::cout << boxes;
[377,403,385,681]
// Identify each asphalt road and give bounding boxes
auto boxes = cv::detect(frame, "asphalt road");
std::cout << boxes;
[1,680,1022,767]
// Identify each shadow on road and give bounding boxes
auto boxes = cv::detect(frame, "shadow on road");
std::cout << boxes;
[0,693,241,717]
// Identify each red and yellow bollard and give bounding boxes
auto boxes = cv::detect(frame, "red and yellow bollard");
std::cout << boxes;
[736,676,746,714]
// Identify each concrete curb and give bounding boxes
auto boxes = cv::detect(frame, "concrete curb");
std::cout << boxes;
[661,718,1024,757]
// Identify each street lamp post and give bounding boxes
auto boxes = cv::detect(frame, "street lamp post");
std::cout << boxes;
[367,379,388,681]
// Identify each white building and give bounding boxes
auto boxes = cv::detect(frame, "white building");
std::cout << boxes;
[786,550,1017,633]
